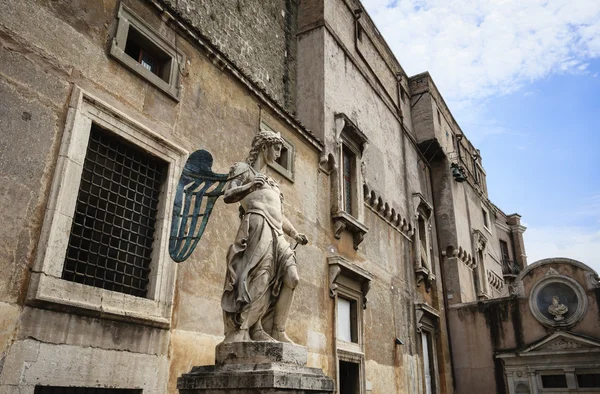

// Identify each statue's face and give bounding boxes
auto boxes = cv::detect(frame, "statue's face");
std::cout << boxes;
[262,143,282,164]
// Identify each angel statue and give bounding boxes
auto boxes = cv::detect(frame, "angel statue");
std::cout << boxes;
[168,130,308,344]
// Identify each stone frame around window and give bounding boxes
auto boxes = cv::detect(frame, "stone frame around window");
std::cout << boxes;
[413,193,435,291]
[261,121,295,182]
[27,86,187,328]
[110,3,185,101]
[416,303,441,394]
[328,255,372,394]
[331,113,369,250]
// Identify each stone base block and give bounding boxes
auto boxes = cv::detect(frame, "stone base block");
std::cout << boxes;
[178,342,334,393]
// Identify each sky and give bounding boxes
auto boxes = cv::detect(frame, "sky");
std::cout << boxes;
[362,0,600,274]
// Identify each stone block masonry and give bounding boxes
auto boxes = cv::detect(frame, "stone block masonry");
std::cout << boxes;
[160,0,298,113]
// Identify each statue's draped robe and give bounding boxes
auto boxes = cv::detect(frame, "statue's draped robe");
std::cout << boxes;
[221,163,295,333]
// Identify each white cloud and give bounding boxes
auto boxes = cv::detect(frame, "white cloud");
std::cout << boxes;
[363,0,600,107]
[524,226,600,274]
[361,1,600,273]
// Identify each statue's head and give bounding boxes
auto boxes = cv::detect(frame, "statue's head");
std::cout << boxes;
[246,130,284,166]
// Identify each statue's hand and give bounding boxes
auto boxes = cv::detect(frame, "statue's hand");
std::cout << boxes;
[295,233,308,245]
[252,174,266,190]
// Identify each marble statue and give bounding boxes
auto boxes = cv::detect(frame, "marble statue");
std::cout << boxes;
[221,130,308,343]
[548,295,568,321]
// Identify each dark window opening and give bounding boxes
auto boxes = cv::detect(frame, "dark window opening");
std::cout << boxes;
[124,26,172,82]
[62,124,167,298]
[418,216,428,268]
[437,109,441,125]
[541,374,568,388]
[35,387,142,394]
[339,360,360,394]
[342,146,354,215]
[500,240,510,262]
[578,373,600,388]
[275,145,289,169]
[482,208,489,228]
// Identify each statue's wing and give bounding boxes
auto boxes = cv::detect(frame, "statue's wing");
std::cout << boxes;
[169,149,228,263]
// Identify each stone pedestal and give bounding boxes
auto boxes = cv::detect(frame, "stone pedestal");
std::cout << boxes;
[178,342,335,394]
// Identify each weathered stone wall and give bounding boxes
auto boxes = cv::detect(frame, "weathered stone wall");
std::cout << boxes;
[449,259,600,393]
[296,0,455,392]
[161,0,298,113]
[0,0,319,392]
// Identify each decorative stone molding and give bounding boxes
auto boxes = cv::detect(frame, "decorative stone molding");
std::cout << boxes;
[332,211,369,250]
[328,255,372,309]
[542,338,583,351]
[472,229,488,252]
[487,270,504,292]
[529,274,588,328]
[443,245,474,269]
[412,193,435,291]
[415,303,439,333]
[363,184,413,239]
[329,113,369,250]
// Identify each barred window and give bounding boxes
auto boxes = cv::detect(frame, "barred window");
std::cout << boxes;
[35,387,141,394]
[62,124,166,298]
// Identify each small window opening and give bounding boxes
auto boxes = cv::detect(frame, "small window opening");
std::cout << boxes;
[337,297,358,343]
[499,240,510,262]
[541,375,568,388]
[339,360,360,394]
[482,208,489,228]
[124,26,172,82]
[342,146,354,215]
[437,109,441,125]
[275,145,289,169]
[578,373,600,388]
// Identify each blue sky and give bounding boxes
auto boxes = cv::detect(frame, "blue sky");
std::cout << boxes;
[362,0,600,273]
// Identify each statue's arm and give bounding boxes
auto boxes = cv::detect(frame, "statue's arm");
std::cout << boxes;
[223,177,251,204]
[283,216,308,245]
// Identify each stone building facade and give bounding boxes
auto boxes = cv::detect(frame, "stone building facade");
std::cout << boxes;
[0,0,542,393]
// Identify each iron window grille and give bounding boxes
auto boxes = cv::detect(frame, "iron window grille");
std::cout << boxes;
[62,124,166,298]
[35,387,142,394]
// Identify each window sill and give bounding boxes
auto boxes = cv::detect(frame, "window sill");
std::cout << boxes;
[332,210,369,250]
[110,45,180,101]
[268,160,294,182]
[27,272,171,328]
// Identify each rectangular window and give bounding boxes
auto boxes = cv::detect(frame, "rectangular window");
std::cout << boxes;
[541,374,568,388]
[437,109,441,125]
[499,240,510,262]
[35,387,142,394]
[124,27,171,81]
[262,122,295,182]
[337,297,358,343]
[110,4,185,100]
[578,373,600,388]
[482,208,489,229]
[62,125,166,298]
[342,146,354,215]
[422,332,437,394]
[28,87,185,326]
